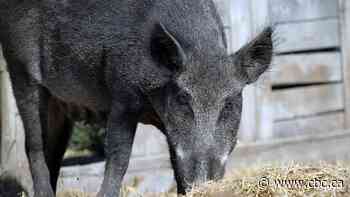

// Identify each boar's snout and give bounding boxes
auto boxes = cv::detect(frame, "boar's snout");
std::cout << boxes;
[173,148,228,194]
[192,156,226,182]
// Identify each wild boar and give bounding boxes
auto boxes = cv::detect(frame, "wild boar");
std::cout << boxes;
[0,0,273,196]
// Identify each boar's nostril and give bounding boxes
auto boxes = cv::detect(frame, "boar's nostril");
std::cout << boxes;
[192,160,210,183]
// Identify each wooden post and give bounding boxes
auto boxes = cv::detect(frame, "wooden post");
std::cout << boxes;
[340,0,350,129]
[214,0,233,52]
[0,49,3,171]
[250,0,274,141]
[0,47,11,171]
[228,0,273,142]
[1,68,17,172]
[0,47,33,196]
[227,0,258,142]
[215,0,262,142]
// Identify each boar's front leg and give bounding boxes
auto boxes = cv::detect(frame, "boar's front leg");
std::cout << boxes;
[7,66,54,197]
[97,101,140,197]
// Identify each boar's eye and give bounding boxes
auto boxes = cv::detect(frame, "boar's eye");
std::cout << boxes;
[176,91,191,105]
[169,89,194,119]
[219,93,242,121]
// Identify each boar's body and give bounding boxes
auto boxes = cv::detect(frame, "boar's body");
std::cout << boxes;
[2,0,227,114]
[0,0,272,197]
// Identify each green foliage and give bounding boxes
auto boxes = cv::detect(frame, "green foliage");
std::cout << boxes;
[69,123,105,156]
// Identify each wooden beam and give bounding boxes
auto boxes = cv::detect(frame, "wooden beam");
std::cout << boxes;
[227,0,256,142]
[271,52,342,85]
[213,0,233,56]
[250,0,273,141]
[0,71,17,169]
[273,112,345,139]
[270,0,339,23]
[340,0,350,129]
[234,0,272,142]
[275,19,340,53]
[0,46,5,72]
[214,0,232,26]
[272,84,344,121]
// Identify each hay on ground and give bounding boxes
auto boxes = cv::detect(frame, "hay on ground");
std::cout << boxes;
[188,162,350,197]
[55,162,350,197]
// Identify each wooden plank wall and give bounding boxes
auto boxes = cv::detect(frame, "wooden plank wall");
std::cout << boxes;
[268,0,344,139]
[221,0,342,142]
[340,0,350,129]
[269,0,338,23]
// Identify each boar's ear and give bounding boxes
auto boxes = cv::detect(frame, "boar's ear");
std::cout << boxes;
[233,27,273,84]
[151,23,187,73]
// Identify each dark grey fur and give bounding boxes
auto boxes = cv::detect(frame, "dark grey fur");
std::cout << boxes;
[0,0,273,196]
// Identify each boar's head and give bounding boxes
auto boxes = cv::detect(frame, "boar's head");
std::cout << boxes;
[148,23,273,194]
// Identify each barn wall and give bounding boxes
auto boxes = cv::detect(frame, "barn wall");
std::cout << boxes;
[224,0,347,142]
[267,0,345,139]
